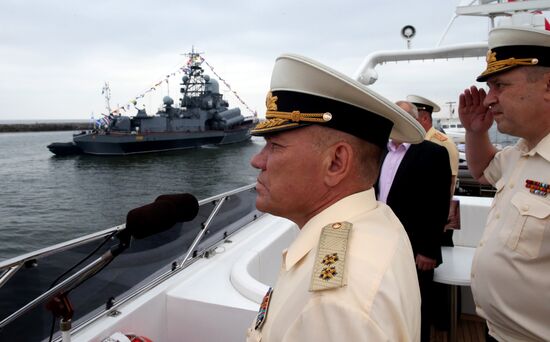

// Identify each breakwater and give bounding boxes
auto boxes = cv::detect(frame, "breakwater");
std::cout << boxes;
[0,122,89,133]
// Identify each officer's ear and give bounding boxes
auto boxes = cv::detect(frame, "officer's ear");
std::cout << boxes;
[324,141,353,187]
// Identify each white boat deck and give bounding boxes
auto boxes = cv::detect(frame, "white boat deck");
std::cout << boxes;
[72,214,298,342]
[72,196,491,342]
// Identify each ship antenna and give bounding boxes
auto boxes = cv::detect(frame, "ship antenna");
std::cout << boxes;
[180,48,206,108]
[446,101,456,118]
[102,82,112,114]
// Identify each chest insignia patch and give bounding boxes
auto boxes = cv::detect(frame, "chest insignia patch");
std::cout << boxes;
[254,287,273,330]
[525,179,549,197]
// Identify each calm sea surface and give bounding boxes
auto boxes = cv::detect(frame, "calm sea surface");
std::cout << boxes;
[0,131,265,260]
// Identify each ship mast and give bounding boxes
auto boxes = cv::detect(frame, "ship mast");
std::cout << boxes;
[102,82,112,114]
[180,47,207,109]
[446,101,456,118]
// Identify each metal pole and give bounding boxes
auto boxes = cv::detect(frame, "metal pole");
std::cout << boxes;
[176,196,227,269]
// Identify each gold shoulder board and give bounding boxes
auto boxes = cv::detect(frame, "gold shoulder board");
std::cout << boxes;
[434,132,448,142]
[309,221,352,292]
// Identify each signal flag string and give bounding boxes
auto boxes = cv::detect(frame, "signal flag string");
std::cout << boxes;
[108,54,257,118]
[200,57,258,118]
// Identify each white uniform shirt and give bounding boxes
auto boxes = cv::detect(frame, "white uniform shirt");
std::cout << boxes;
[472,133,550,341]
[246,189,421,342]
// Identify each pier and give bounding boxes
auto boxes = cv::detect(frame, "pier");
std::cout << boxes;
[0,122,89,133]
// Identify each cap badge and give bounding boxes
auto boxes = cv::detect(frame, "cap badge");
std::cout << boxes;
[266,92,278,111]
[486,50,497,63]
[290,111,301,122]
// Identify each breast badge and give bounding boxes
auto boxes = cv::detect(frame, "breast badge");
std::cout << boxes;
[525,179,549,197]
[254,287,273,330]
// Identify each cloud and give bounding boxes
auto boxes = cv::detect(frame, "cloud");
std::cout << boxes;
[0,0,541,120]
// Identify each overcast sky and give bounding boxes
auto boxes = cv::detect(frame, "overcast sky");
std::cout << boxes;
[0,0,520,121]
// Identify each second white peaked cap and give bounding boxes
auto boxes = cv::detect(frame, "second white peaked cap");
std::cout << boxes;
[406,95,441,113]
[252,54,425,145]
[477,26,550,81]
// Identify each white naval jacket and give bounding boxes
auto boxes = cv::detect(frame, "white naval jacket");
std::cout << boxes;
[246,189,421,342]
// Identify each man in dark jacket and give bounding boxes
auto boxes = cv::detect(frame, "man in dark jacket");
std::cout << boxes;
[377,100,451,342]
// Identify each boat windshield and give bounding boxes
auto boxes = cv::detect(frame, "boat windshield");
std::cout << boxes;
[0,185,260,341]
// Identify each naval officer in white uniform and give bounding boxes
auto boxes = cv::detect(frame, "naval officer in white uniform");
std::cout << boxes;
[459,26,550,341]
[246,54,424,342]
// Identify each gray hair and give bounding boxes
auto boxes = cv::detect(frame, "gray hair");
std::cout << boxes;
[395,100,419,119]
[523,66,550,83]
[310,125,382,187]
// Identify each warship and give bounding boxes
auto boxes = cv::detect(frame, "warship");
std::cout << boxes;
[48,51,257,156]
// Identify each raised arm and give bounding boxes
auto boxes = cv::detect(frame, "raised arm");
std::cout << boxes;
[458,86,498,183]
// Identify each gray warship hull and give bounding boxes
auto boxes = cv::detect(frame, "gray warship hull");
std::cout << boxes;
[48,51,258,156]
[70,125,252,156]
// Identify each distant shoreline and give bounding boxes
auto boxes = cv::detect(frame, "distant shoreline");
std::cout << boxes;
[0,122,90,133]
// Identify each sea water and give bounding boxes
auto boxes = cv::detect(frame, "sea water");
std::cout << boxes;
[0,131,264,260]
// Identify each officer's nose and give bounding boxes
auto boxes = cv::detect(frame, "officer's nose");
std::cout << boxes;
[483,88,498,108]
[251,145,267,170]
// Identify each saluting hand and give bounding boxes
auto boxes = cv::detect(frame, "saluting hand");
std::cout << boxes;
[458,86,493,133]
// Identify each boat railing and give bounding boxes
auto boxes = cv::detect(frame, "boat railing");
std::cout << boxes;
[354,0,550,86]
[0,226,125,286]
[354,42,488,85]
[0,184,256,274]
[0,183,262,341]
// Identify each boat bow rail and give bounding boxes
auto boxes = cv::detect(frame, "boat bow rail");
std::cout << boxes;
[0,184,263,341]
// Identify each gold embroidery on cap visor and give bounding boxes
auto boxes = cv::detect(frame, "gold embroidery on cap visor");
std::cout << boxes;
[479,49,539,78]
[252,92,332,134]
